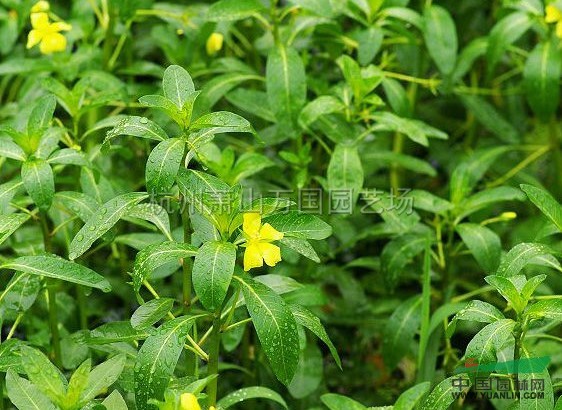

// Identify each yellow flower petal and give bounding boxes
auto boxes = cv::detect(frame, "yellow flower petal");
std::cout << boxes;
[557,20,562,39]
[30,12,49,29]
[50,21,72,31]
[243,212,261,238]
[180,393,201,410]
[244,242,263,271]
[39,32,66,54]
[258,242,282,267]
[27,29,44,49]
[259,223,283,241]
[546,4,562,23]
[31,1,50,13]
[206,32,224,55]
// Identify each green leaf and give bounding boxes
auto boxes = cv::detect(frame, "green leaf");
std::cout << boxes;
[134,315,200,410]
[0,213,29,246]
[217,386,288,409]
[524,40,561,121]
[131,298,175,329]
[485,275,525,313]
[176,168,233,231]
[521,184,562,232]
[27,94,57,137]
[139,94,184,125]
[127,203,173,240]
[21,158,54,210]
[0,272,42,314]
[234,274,300,385]
[146,138,185,196]
[207,0,264,21]
[226,89,275,122]
[190,111,255,135]
[68,192,149,260]
[382,296,422,369]
[133,241,197,293]
[263,211,332,240]
[101,390,128,410]
[487,11,532,75]
[371,112,447,147]
[87,321,151,344]
[47,148,89,166]
[457,186,526,220]
[196,73,262,114]
[420,374,471,410]
[408,190,453,214]
[6,369,57,410]
[289,304,341,369]
[20,346,66,404]
[496,243,554,278]
[80,354,126,403]
[423,5,457,75]
[327,144,364,208]
[162,65,195,109]
[64,359,91,408]
[458,95,519,143]
[449,146,512,204]
[280,237,320,262]
[1,254,111,292]
[446,300,505,338]
[456,223,502,274]
[105,116,168,145]
[521,274,547,301]
[321,393,367,410]
[0,179,23,212]
[362,151,436,177]
[381,234,429,289]
[463,319,516,373]
[0,137,26,161]
[266,45,307,133]
[298,96,345,129]
[526,299,562,321]
[518,349,555,410]
[55,191,99,222]
[394,382,431,410]
[193,241,236,311]
[288,343,323,398]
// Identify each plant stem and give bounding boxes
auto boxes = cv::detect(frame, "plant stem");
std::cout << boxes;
[417,243,431,380]
[76,284,88,329]
[181,205,193,313]
[39,210,62,368]
[207,312,222,407]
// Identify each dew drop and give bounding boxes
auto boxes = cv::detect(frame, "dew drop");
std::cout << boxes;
[139,117,149,124]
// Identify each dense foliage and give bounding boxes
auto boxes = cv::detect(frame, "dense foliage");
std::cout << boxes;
[1,0,562,409]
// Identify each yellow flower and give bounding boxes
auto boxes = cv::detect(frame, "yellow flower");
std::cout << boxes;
[179,393,201,410]
[206,32,224,55]
[545,4,562,38]
[31,0,49,13]
[27,12,72,54]
[242,212,283,271]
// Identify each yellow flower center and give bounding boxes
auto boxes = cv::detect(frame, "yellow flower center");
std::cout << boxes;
[242,212,284,271]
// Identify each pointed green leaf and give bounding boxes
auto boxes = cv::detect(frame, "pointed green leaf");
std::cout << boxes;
[6,369,57,410]
[456,223,502,274]
[423,5,457,75]
[521,184,562,232]
[193,241,236,311]
[146,138,185,196]
[134,315,200,410]
[20,346,66,404]
[1,254,111,291]
[234,274,300,385]
[263,211,332,240]
[447,300,505,338]
[69,192,149,260]
[132,241,197,292]
[496,243,554,278]
[289,304,341,369]
[420,374,471,410]
[131,298,175,329]
[80,354,126,403]
[207,0,264,21]
[0,137,26,161]
[162,65,195,109]
[21,158,54,210]
[105,116,168,145]
[394,382,431,410]
[0,213,29,246]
